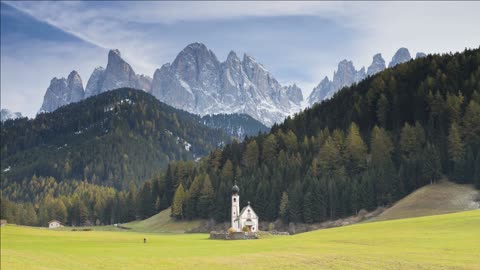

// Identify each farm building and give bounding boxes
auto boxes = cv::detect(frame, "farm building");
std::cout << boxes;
[48,220,63,229]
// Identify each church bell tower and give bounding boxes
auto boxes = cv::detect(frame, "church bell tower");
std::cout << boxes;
[231,183,240,231]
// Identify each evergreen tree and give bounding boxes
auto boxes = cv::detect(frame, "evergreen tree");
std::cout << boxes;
[288,183,303,223]
[302,192,314,224]
[279,192,289,223]
[345,122,368,175]
[448,122,466,182]
[198,175,214,218]
[463,100,480,147]
[474,152,480,189]
[243,140,259,169]
[262,134,278,164]
[171,184,186,219]
[184,175,202,219]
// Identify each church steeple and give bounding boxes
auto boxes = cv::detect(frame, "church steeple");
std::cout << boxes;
[231,182,240,231]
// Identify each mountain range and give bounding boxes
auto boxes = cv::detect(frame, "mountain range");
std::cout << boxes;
[39,43,426,126]
[39,43,302,126]
[307,47,425,106]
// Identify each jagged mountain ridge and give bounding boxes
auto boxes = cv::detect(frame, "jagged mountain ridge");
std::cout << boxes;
[39,43,302,127]
[308,47,426,106]
[151,43,303,126]
[0,109,23,122]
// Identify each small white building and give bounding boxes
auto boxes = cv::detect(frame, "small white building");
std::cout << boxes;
[48,220,63,229]
[231,184,259,232]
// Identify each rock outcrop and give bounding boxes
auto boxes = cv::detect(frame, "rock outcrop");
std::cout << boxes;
[39,71,85,113]
[151,43,303,126]
[388,47,412,68]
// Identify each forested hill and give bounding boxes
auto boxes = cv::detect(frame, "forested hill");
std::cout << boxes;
[1,88,231,189]
[156,48,480,224]
[2,49,479,228]
[201,113,270,139]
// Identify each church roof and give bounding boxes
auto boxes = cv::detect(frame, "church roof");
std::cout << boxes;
[239,203,257,217]
[232,184,240,194]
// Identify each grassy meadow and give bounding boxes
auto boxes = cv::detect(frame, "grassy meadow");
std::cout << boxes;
[2,210,480,270]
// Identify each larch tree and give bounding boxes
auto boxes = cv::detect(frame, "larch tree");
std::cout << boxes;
[171,184,186,219]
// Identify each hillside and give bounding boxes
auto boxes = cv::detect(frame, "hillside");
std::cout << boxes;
[122,208,201,233]
[201,113,270,140]
[1,88,231,189]
[135,47,480,224]
[375,180,479,221]
[2,210,479,269]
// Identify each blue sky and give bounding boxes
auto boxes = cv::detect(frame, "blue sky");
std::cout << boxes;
[2,1,480,117]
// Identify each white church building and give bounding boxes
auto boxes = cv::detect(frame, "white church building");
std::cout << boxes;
[231,184,259,232]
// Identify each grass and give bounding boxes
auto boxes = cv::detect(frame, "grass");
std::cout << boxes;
[123,207,202,233]
[376,180,479,222]
[2,210,480,270]
[53,207,202,233]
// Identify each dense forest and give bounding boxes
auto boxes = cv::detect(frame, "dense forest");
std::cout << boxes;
[154,48,480,223]
[2,48,480,227]
[1,89,231,189]
[201,113,270,139]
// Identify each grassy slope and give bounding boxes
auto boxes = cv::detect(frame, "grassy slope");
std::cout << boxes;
[123,208,202,233]
[375,180,479,222]
[2,210,480,270]
[52,208,201,233]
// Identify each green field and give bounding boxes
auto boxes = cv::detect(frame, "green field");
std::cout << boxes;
[2,210,479,270]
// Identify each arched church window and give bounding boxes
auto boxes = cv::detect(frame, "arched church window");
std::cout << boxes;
[233,198,236,202]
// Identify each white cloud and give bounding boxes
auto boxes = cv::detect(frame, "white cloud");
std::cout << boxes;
[2,1,480,116]
[1,40,105,117]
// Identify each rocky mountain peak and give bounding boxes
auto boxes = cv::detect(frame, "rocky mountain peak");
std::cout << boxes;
[333,60,361,89]
[85,67,105,98]
[416,52,427,58]
[101,49,144,92]
[151,43,302,126]
[309,58,367,106]
[109,49,121,58]
[1,108,23,122]
[39,71,85,113]
[226,50,240,63]
[389,47,412,68]
[367,53,386,76]
[283,84,303,106]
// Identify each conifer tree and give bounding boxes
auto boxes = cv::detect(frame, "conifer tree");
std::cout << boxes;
[198,175,214,218]
[279,192,289,223]
[243,140,259,169]
[302,192,314,224]
[171,184,186,219]
[346,122,368,175]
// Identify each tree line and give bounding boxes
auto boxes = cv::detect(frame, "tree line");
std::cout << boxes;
[2,48,480,226]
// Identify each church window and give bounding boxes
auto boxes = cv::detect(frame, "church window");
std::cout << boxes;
[233,198,236,202]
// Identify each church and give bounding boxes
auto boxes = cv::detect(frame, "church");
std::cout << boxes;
[231,184,259,232]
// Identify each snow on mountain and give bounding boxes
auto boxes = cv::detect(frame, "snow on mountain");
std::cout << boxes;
[151,43,303,126]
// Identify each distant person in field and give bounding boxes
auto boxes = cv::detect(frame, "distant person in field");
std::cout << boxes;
[144,238,147,243]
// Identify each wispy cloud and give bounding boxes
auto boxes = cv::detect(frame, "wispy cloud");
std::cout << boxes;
[2,1,480,117]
